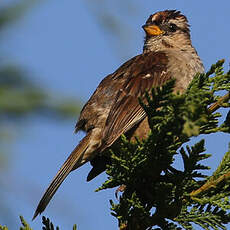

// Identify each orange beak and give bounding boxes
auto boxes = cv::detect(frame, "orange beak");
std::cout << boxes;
[142,24,164,36]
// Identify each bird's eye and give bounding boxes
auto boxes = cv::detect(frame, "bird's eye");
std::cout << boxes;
[168,23,177,32]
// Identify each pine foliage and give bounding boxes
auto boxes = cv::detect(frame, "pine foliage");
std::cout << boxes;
[97,60,230,229]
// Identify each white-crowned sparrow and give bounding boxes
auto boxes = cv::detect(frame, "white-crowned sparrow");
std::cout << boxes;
[33,10,204,219]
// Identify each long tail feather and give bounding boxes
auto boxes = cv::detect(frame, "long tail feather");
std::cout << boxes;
[33,133,92,220]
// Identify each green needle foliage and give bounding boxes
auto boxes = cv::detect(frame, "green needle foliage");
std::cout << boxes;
[0,216,77,230]
[96,60,230,229]
[19,216,33,230]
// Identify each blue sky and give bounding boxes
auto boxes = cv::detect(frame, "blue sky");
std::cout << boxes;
[1,0,230,229]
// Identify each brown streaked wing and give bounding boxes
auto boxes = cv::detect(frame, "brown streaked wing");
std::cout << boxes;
[101,51,171,150]
[75,55,142,133]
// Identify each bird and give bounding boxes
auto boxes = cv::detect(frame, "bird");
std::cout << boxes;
[33,10,204,219]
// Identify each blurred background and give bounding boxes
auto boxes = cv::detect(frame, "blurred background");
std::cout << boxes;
[0,0,230,229]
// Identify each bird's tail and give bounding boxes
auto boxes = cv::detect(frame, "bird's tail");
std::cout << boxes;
[32,133,92,220]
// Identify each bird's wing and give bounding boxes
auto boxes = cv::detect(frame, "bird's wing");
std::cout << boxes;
[101,51,171,150]
[75,55,143,133]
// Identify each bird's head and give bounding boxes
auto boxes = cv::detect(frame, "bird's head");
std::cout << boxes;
[143,10,191,52]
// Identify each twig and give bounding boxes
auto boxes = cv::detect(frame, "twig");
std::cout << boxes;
[190,171,230,198]
[207,92,230,114]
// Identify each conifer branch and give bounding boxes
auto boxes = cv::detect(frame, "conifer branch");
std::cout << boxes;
[102,60,230,229]
[19,216,33,230]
